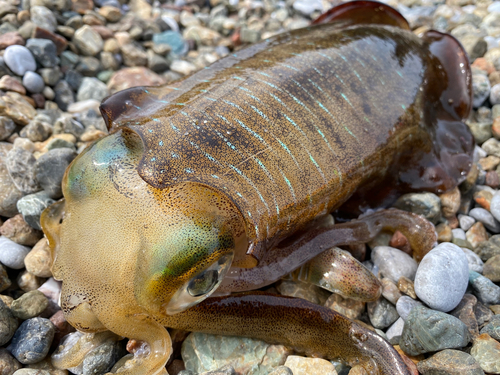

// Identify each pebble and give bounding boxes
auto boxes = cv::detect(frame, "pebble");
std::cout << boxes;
[473,73,491,108]
[469,207,500,232]
[5,147,40,195]
[30,6,57,32]
[8,318,55,364]
[0,214,42,246]
[371,246,418,282]
[277,280,329,305]
[463,248,485,274]
[0,264,11,292]
[22,72,45,94]
[76,77,109,102]
[450,294,480,339]
[393,192,441,223]
[400,306,470,356]
[10,290,48,320]
[453,228,467,240]
[397,276,417,299]
[470,333,500,374]
[0,348,21,374]
[484,255,500,282]
[0,117,15,141]
[466,222,489,249]
[386,317,405,345]
[16,191,56,230]
[0,236,31,269]
[469,271,500,305]
[0,76,25,95]
[474,240,500,262]
[25,39,58,69]
[53,80,75,112]
[459,214,476,231]
[480,315,500,341]
[490,191,500,222]
[0,299,18,346]
[0,145,24,217]
[381,278,402,305]
[416,349,484,375]
[83,340,123,375]
[367,296,399,329]
[414,242,470,312]
[267,366,293,375]
[396,295,424,321]
[182,332,290,375]
[324,293,365,320]
[3,46,36,76]
[283,356,336,375]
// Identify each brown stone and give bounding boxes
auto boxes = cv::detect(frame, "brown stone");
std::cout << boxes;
[71,0,93,14]
[107,66,166,93]
[466,222,489,248]
[0,31,24,49]
[479,155,500,171]
[486,170,500,188]
[80,129,107,142]
[398,276,417,299]
[50,310,76,350]
[417,349,484,375]
[0,75,25,95]
[472,57,496,74]
[17,9,29,23]
[483,254,500,282]
[381,277,402,305]
[166,359,185,375]
[450,294,479,339]
[389,230,411,255]
[98,5,121,22]
[324,293,365,320]
[0,214,42,246]
[448,215,459,229]
[33,26,68,54]
[436,222,452,242]
[0,92,37,125]
[440,186,461,218]
[493,116,500,139]
[473,189,493,211]
[24,238,52,277]
[491,71,500,88]
[31,93,45,109]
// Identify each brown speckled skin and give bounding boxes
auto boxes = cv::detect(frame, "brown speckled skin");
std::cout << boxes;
[41,2,473,375]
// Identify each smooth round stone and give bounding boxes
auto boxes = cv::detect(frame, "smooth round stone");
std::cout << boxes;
[490,191,500,222]
[469,271,500,305]
[416,349,484,375]
[452,228,467,240]
[470,333,500,374]
[371,246,418,282]
[367,296,399,329]
[469,207,500,233]
[8,317,55,364]
[10,290,48,320]
[0,214,42,247]
[459,214,476,231]
[414,243,469,312]
[396,295,424,321]
[463,248,484,274]
[400,306,470,356]
[0,236,31,269]
[3,45,36,76]
[16,191,55,230]
[22,71,45,94]
[0,299,18,346]
[34,148,76,199]
[480,314,500,341]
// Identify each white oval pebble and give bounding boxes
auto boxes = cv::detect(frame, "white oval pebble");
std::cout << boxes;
[371,246,418,282]
[469,207,500,233]
[3,45,37,76]
[0,236,31,269]
[414,243,469,312]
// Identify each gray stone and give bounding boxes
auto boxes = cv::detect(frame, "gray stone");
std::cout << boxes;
[400,306,471,356]
[491,83,500,106]
[414,242,469,312]
[34,148,76,199]
[392,192,441,224]
[453,228,466,240]
[469,207,500,233]
[490,191,500,223]
[396,295,424,321]
[82,341,122,375]
[480,314,500,340]
[16,191,55,230]
[468,122,492,144]
[469,271,500,305]
[386,317,405,345]
[60,50,79,69]
[22,72,45,94]
[0,299,18,346]
[53,115,84,137]
[463,248,484,274]
[473,72,491,108]
[6,148,40,195]
[474,239,500,262]
[0,116,15,141]
[38,68,62,87]
[73,25,103,56]
[470,333,500,374]
[3,46,36,76]
[120,43,147,67]
[26,39,58,69]
[459,214,476,231]
[0,236,31,269]
[76,56,102,77]
[19,121,52,143]
[54,80,74,112]
[10,290,48,320]
[30,6,57,32]
[0,143,24,217]
[416,349,484,375]
[367,296,399,329]
[371,246,418,282]
[76,77,109,102]
[8,317,55,364]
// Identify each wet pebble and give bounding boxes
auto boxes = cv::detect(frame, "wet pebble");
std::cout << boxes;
[367,296,399,329]
[470,333,500,374]
[393,192,441,223]
[450,294,480,339]
[371,246,417,282]
[400,306,470,356]
[0,236,31,270]
[416,349,484,375]
[3,46,36,76]
[0,299,18,346]
[469,271,500,305]
[10,291,48,320]
[8,317,55,364]
[414,242,469,312]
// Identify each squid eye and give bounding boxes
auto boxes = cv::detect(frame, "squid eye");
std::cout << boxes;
[188,269,218,297]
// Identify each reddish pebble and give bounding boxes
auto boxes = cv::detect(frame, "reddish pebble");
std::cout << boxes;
[33,27,68,54]
[50,310,76,349]
[0,32,25,49]
[486,170,500,188]
[472,57,496,74]
[91,25,114,40]
[447,215,459,229]
[389,230,412,256]
[0,75,26,95]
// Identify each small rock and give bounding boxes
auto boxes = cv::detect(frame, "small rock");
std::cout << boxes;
[17,270,43,292]
[441,187,461,218]
[324,293,365,320]
[30,6,57,32]
[436,222,452,242]
[479,155,500,171]
[463,248,484,274]
[460,214,476,231]
[73,25,103,56]
[0,299,18,346]
[54,80,74,112]
[397,276,417,299]
[22,72,45,94]
[469,122,492,144]
[16,191,55,230]
[450,294,480,339]
[3,46,36,76]
[470,333,500,374]
[277,280,329,305]
[416,349,484,375]
[453,228,466,240]
[0,117,15,141]
[83,340,122,375]
[386,317,405,345]
[152,31,187,56]
[473,73,491,108]
[6,147,40,195]
[76,77,109,102]
[371,246,418,282]
[283,356,336,375]
[486,171,500,188]
[0,236,31,269]
[0,214,42,246]
[469,207,500,233]
[24,239,52,278]
[182,332,290,375]
[396,295,424,321]
[0,264,11,292]
[393,192,441,224]
[474,240,500,262]
[120,43,147,67]
[170,60,198,76]
[367,296,399,329]
[26,39,58,69]
[381,278,402,305]
[414,242,470,312]
[466,222,489,249]
[267,366,293,375]
[469,271,500,305]
[0,76,26,95]
[8,317,55,364]
[98,5,121,22]
[400,306,470,356]
[107,67,166,94]
[0,348,21,374]
[484,255,500,282]
[0,144,24,217]
[10,290,48,320]
[20,120,52,143]
[0,32,24,49]
[480,315,500,341]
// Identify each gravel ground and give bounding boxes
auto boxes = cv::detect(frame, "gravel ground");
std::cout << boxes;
[1,0,500,374]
